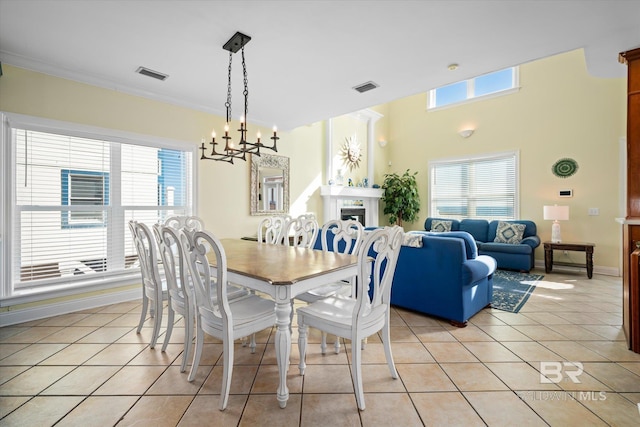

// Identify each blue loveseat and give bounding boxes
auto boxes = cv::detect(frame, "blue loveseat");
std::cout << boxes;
[424,217,540,272]
[391,231,497,325]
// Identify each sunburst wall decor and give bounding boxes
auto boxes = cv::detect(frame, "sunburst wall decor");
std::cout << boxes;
[340,135,362,172]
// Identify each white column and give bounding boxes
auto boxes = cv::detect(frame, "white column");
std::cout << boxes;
[325,119,332,184]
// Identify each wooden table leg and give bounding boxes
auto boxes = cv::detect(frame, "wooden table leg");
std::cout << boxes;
[586,246,594,279]
[544,246,553,273]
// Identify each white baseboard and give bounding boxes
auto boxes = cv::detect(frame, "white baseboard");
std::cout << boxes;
[533,260,619,277]
[0,288,141,326]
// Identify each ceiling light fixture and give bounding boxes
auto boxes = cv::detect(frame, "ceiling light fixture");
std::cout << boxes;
[200,31,278,164]
[447,63,459,71]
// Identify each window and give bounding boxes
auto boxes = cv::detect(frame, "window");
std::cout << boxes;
[61,170,110,228]
[429,151,519,220]
[1,113,195,296]
[428,67,519,110]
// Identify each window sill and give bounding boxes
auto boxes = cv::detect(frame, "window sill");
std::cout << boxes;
[1,272,141,307]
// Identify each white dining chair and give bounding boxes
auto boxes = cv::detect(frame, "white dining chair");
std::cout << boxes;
[295,219,364,354]
[156,220,253,372]
[284,214,319,249]
[129,220,166,349]
[182,229,277,410]
[153,224,195,372]
[257,215,291,244]
[164,215,205,232]
[297,225,404,410]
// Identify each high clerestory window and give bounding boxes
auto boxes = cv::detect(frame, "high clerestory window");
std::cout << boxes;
[428,67,519,110]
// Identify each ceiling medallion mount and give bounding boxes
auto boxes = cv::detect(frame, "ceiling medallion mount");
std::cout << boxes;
[200,31,278,164]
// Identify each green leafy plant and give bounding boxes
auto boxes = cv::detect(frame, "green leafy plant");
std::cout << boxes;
[381,169,421,226]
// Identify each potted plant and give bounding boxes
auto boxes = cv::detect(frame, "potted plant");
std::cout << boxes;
[381,169,421,226]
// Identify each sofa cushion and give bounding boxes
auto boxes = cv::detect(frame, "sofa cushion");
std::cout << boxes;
[488,220,537,240]
[429,231,478,259]
[459,219,490,242]
[493,221,526,244]
[403,232,424,248]
[424,217,460,232]
[478,241,532,254]
[430,219,452,232]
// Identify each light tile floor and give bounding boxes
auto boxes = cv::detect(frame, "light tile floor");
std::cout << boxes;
[1,270,640,426]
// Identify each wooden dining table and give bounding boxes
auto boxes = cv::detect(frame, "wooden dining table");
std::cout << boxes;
[211,238,359,408]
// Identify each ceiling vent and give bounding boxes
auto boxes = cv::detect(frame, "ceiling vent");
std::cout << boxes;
[136,66,169,81]
[353,81,379,93]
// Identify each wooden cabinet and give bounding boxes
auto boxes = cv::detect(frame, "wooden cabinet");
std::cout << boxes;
[622,225,640,352]
[619,47,640,353]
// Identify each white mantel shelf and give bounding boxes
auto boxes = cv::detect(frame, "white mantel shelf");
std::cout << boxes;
[320,185,384,227]
[320,186,384,198]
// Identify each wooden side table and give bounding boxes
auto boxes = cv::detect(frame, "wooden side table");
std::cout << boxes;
[543,241,595,279]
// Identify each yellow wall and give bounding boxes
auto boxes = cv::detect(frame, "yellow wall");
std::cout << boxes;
[0,65,327,239]
[384,49,626,270]
[0,47,626,275]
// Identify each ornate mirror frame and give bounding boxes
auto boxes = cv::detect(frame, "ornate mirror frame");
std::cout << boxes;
[250,153,290,216]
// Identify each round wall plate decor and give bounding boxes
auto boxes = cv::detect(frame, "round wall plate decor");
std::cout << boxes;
[552,158,578,178]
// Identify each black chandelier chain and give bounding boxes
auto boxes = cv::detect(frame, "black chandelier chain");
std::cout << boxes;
[241,45,249,123]
[200,31,278,164]
[225,50,233,124]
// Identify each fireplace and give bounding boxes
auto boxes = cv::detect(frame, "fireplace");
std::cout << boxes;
[320,186,383,226]
[341,207,366,226]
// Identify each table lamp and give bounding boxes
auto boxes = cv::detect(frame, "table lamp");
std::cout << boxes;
[543,205,570,243]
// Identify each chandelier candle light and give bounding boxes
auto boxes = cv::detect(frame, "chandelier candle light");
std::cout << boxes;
[543,205,570,243]
[200,31,278,163]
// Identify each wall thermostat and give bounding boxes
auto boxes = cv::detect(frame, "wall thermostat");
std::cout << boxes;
[559,189,573,197]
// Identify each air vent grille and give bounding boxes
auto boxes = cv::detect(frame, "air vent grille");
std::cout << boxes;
[136,66,169,81]
[353,81,379,93]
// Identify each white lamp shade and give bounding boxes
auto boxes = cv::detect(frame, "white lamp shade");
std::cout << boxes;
[543,205,569,221]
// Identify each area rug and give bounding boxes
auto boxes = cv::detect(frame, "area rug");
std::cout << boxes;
[491,270,544,313]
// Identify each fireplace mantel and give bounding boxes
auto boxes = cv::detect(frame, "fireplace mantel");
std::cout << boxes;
[320,185,383,227]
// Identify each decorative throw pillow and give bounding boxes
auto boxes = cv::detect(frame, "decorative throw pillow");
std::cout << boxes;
[402,233,423,248]
[494,221,526,244]
[430,220,452,233]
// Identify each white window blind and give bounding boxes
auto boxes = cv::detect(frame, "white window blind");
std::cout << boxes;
[10,125,194,292]
[429,151,518,220]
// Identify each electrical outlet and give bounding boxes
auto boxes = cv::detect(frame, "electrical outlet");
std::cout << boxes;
[588,208,599,216]
[563,250,568,256]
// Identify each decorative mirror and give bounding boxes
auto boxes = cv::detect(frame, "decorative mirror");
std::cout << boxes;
[250,153,290,215]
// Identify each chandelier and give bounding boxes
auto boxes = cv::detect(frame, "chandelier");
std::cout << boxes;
[200,31,279,163]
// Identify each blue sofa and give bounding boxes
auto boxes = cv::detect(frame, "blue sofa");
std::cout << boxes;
[424,217,540,272]
[391,231,497,326]
[313,226,497,326]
